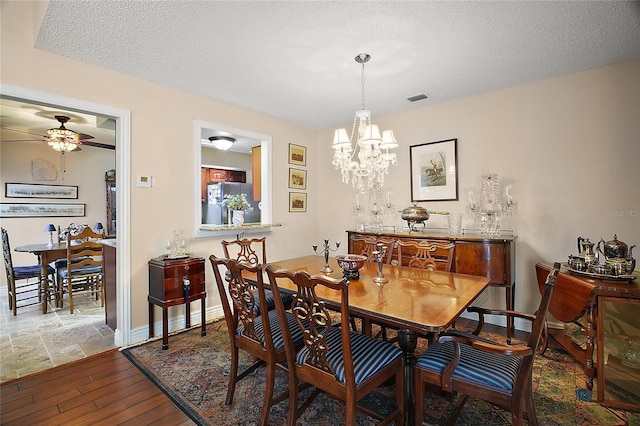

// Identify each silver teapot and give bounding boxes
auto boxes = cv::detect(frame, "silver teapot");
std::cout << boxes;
[597,234,636,275]
[576,236,599,267]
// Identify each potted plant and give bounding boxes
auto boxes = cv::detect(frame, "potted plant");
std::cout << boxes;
[222,193,253,225]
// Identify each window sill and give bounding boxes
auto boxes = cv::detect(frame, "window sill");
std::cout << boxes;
[197,223,281,237]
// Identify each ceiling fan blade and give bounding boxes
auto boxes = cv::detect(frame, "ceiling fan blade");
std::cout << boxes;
[0,127,47,138]
[79,140,115,150]
[77,132,95,140]
[3,138,46,142]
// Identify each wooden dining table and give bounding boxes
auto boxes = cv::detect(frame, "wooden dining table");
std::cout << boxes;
[14,242,67,314]
[265,255,492,426]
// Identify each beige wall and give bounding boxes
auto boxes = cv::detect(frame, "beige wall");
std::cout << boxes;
[2,2,639,336]
[0,138,115,247]
[318,59,640,316]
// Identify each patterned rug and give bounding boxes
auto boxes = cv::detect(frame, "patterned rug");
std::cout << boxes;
[121,320,638,425]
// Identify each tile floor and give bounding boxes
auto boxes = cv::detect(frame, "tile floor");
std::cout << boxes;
[0,283,116,383]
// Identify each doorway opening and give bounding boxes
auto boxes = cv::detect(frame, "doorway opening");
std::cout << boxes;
[0,84,131,381]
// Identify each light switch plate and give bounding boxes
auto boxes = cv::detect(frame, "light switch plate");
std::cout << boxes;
[136,175,152,187]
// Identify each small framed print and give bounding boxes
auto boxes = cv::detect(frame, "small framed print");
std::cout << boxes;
[288,143,306,166]
[409,138,458,202]
[288,168,307,190]
[289,192,307,212]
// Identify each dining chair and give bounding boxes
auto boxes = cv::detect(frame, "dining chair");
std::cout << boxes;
[395,240,455,271]
[220,237,292,313]
[52,223,90,292]
[2,228,55,315]
[209,255,306,426]
[376,240,456,341]
[347,235,396,332]
[349,235,396,264]
[221,236,267,265]
[57,226,105,314]
[266,264,404,426]
[413,262,561,426]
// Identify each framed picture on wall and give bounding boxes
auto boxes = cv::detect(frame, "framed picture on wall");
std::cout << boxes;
[409,138,458,202]
[288,143,306,166]
[289,192,307,212]
[5,183,78,199]
[0,203,86,218]
[288,168,307,190]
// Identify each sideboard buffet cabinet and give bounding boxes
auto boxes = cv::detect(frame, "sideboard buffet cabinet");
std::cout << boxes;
[347,229,516,337]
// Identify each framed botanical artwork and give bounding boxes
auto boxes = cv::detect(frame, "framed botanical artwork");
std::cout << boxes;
[0,203,86,218]
[288,168,307,190]
[5,182,78,199]
[288,143,306,166]
[409,138,458,202]
[289,192,307,212]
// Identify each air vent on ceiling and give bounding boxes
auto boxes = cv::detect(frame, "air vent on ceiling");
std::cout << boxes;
[407,93,428,102]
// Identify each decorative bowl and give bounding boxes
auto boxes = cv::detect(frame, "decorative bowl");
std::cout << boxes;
[336,254,367,279]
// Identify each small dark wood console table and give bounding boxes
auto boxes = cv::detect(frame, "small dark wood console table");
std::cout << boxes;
[148,255,206,350]
[535,262,640,408]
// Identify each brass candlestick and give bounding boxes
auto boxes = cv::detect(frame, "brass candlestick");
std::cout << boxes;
[313,239,340,273]
[372,243,389,284]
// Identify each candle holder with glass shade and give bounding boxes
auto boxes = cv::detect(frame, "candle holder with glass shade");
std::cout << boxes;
[466,173,517,236]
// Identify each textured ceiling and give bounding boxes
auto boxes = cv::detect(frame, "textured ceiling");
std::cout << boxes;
[25,1,640,131]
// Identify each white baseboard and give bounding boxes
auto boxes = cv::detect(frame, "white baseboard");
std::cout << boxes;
[125,304,224,347]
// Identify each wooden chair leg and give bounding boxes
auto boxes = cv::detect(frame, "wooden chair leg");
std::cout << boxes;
[259,360,276,426]
[226,346,239,405]
[68,280,75,314]
[446,394,469,426]
[287,378,298,426]
[345,396,357,426]
[524,379,538,426]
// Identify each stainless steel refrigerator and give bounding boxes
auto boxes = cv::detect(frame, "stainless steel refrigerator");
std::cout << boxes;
[202,182,260,225]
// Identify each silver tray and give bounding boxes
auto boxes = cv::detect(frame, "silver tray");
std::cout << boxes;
[164,254,190,260]
[562,263,636,282]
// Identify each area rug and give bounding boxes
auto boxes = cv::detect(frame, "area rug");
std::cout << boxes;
[121,320,638,425]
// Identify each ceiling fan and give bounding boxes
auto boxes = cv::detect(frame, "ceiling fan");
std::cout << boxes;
[2,115,115,151]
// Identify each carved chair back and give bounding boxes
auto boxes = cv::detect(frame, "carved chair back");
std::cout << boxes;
[221,237,267,265]
[396,240,455,271]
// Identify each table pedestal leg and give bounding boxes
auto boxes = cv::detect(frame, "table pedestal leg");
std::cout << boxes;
[39,255,49,314]
[397,329,418,426]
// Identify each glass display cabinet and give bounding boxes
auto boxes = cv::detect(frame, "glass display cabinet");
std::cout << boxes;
[105,172,116,237]
[598,296,640,411]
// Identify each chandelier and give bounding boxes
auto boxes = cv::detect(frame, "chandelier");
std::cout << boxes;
[47,116,78,153]
[332,54,399,192]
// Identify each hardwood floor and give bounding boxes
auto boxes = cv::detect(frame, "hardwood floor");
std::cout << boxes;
[0,349,194,426]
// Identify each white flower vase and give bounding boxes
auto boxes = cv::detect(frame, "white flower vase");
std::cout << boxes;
[232,210,245,225]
